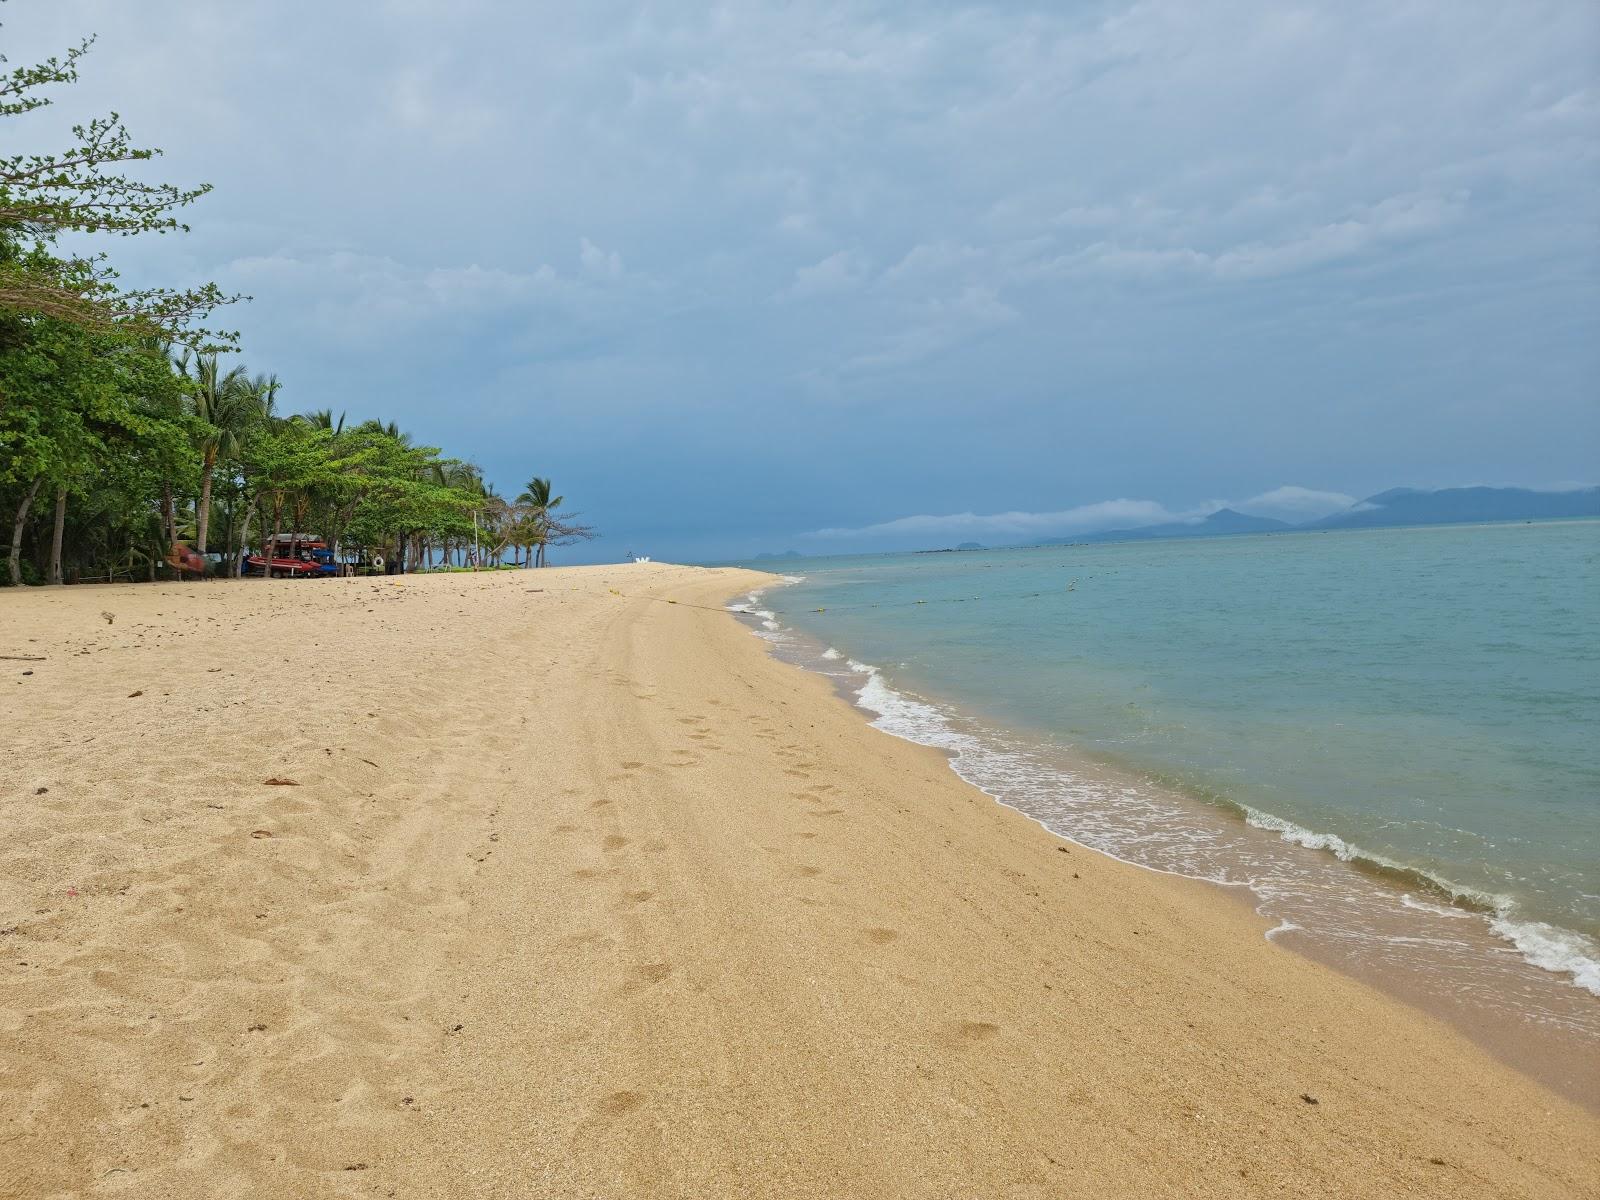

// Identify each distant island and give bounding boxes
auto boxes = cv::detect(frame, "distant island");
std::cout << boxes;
[1034,486,1599,548]
[753,550,805,560]
[915,542,989,555]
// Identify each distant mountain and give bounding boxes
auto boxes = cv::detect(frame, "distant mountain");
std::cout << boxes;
[955,542,985,551]
[1036,507,1290,546]
[1311,486,1600,530]
[1024,486,1598,549]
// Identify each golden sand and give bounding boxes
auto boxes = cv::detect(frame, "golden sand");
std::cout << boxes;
[2,565,1595,1198]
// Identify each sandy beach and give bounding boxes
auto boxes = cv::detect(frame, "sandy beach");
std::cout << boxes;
[2,564,1595,1199]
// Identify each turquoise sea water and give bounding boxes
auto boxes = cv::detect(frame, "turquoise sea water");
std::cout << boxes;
[729,520,1600,1042]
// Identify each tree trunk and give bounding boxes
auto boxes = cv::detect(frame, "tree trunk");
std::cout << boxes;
[9,476,43,586]
[195,449,216,569]
[48,484,67,585]
[161,481,177,549]
[264,499,282,580]
[236,497,257,577]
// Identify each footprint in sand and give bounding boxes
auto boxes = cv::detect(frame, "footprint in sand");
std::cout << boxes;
[597,1090,646,1116]
[623,889,654,904]
[793,865,822,878]
[865,928,899,945]
[619,963,673,995]
[956,1021,1000,1042]
[602,835,630,851]
[620,761,644,770]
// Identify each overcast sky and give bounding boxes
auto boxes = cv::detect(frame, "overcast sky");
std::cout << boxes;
[9,1,1598,559]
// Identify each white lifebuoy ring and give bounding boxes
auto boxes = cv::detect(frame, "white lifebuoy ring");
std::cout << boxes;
[372,554,385,571]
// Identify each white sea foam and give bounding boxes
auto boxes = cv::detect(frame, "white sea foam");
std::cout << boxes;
[855,672,954,744]
[726,588,769,615]
[821,647,842,660]
[846,658,878,676]
[1240,807,1600,989]
[1400,894,1474,919]
[1245,807,1365,860]
[1489,917,1600,996]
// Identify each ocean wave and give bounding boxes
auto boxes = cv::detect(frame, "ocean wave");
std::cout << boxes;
[726,590,763,614]
[1242,806,1509,913]
[1400,893,1475,919]
[855,672,952,743]
[1489,917,1600,997]
[821,647,842,660]
[1240,805,1600,990]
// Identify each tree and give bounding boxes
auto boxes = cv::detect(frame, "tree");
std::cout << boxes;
[0,24,239,348]
[517,476,564,567]
[182,351,254,565]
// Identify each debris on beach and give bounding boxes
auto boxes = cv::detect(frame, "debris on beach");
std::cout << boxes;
[262,777,299,786]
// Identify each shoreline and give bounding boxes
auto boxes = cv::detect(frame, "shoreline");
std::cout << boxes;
[731,576,1600,1110]
[3,566,1596,1197]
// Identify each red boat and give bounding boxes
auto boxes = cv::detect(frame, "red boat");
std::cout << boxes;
[244,552,324,578]
[245,534,334,577]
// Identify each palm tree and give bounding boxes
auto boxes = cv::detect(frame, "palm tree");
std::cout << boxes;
[516,477,563,567]
[233,374,280,576]
[301,407,346,433]
[184,352,255,567]
[433,460,484,567]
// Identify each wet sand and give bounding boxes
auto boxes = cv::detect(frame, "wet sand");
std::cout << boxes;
[2,565,1595,1198]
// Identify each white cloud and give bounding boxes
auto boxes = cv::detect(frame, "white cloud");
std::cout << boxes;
[221,242,640,346]
[803,485,1363,543]
[783,249,868,299]
[580,238,625,279]
[803,498,1190,541]
[1233,486,1357,521]
[1065,191,1470,282]
[843,286,1019,372]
